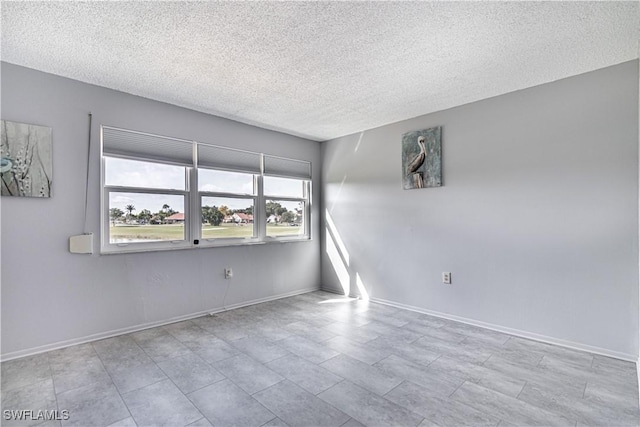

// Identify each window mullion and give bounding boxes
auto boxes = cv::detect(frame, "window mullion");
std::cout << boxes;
[198,191,256,199]
[263,195,306,203]
[305,180,311,238]
[104,185,188,196]
[256,174,266,240]
[103,186,110,250]
[191,143,199,245]
[101,156,107,250]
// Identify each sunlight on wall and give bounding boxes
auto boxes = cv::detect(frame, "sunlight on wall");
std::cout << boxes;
[325,209,350,266]
[354,131,364,152]
[326,226,350,295]
[325,209,371,300]
[329,175,347,213]
[356,272,370,301]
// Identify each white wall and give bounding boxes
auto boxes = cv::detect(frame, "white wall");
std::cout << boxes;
[321,61,639,359]
[0,63,322,359]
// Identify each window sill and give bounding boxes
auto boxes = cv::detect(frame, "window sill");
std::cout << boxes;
[100,236,312,255]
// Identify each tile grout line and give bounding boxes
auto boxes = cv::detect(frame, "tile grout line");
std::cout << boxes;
[118,336,208,425]
[315,378,372,427]
[380,378,406,398]
[90,342,136,425]
[515,380,528,399]
[239,383,279,427]
[447,378,467,398]
[45,352,63,423]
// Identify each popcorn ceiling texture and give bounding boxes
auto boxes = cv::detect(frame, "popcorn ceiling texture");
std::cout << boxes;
[1,1,638,141]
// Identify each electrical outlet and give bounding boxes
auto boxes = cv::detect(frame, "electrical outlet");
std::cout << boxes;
[442,272,451,284]
[224,268,233,279]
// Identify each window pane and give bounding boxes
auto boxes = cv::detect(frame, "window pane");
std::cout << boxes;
[109,193,185,243]
[264,176,304,198]
[198,169,255,194]
[201,196,254,239]
[105,157,186,190]
[266,199,305,237]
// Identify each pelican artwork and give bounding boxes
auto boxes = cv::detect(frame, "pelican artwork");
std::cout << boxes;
[406,135,426,188]
[401,127,442,190]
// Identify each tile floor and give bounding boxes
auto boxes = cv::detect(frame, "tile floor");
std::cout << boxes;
[1,291,638,427]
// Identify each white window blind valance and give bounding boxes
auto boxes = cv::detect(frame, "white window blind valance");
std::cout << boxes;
[264,155,311,179]
[102,126,193,166]
[197,144,261,174]
[102,126,310,178]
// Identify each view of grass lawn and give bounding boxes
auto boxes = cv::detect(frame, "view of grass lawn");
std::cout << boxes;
[110,224,184,242]
[266,224,302,237]
[110,223,302,242]
[202,224,253,239]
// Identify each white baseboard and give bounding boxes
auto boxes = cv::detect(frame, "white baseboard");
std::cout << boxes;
[1,287,318,362]
[320,285,345,296]
[218,287,316,312]
[366,295,637,362]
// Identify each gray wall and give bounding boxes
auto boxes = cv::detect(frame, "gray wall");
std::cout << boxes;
[1,63,322,359]
[321,61,639,359]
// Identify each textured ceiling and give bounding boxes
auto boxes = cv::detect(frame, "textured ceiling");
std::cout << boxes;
[2,1,638,141]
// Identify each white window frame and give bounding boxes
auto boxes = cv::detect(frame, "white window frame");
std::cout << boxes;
[100,125,312,254]
[264,178,312,242]
[102,185,192,253]
[197,173,260,247]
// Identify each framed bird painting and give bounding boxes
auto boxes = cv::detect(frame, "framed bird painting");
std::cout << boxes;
[401,126,442,190]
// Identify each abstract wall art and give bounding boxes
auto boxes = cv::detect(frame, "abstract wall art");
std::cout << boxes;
[401,126,441,190]
[1,120,52,197]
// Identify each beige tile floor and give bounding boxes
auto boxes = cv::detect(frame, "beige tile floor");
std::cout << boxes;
[1,291,638,427]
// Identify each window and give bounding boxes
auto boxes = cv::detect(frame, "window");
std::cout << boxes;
[101,128,192,253]
[101,126,311,253]
[199,170,257,243]
[108,192,186,242]
[264,176,309,238]
[263,156,312,240]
